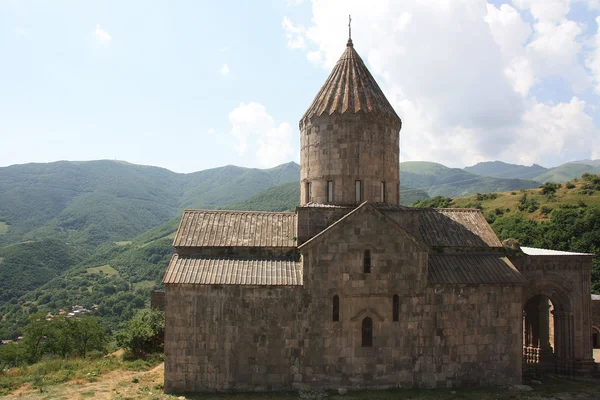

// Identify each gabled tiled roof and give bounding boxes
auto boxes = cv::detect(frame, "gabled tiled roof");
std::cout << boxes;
[173,210,297,248]
[419,209,502,248]
[163,255,302,286]
[301,40,401,124]
[298,202,426,251]
[428,254,524,284]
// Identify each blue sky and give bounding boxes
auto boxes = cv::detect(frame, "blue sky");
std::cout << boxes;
[1,0,599,172]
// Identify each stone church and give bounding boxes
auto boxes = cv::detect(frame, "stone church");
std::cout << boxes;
[161,36,597,393]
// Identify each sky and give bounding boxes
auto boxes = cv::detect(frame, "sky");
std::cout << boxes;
[1,0,599,173]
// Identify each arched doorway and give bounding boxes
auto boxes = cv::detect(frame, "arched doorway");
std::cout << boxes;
[523,295,555,373]
[523,289,574,375]
[593,327,600,349]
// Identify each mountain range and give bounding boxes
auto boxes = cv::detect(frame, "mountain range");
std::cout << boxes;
[1,157,599,338]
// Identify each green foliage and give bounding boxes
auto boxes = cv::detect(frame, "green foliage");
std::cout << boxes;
[410,196,454,208]
[565,182,576,189]
[1,314,107,367]
[115,309,164,358]
[540,182,561,195]
[476,192,499,201]
[518,193,540,213]
[492,207,600,293]
[0,239,82,304]
[225,182,299,212]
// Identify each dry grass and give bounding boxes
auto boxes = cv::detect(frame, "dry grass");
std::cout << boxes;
[0,222,7,235]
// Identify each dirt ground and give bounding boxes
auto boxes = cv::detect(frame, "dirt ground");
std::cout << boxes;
[3,363,167,400]
[3,362,600,400]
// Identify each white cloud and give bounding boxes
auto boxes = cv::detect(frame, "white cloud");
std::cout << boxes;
[95,24,112,42]
[500,97,599,165]
[15,27,25,36]
[229,102,294,167]
[512,0,571,23]
[219,63,231,76]
[283,0,599,167]
[282,16,306,49]
[587,16,600,94]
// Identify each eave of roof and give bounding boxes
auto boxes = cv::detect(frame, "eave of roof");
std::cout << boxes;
[520,246,594,256]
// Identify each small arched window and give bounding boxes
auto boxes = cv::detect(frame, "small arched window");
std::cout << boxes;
[393,294,399,322]
[363,250,371,273]
[362,317,373,347]
[333,295,340,322]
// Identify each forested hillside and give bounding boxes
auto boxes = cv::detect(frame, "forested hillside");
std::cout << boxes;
[0,161,301,248]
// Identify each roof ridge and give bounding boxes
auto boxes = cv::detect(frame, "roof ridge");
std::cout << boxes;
[183,209,296,215]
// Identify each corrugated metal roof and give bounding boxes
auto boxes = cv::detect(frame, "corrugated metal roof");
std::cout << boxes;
[301,40,401,124]
[428,254,524,284]
[419,209,502,248]
[521,246,594,256]
[163,255,303,285]
[173,210,297,248]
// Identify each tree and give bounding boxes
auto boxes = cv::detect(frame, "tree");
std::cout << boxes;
[116,308,164,358]
[70,316,106,357]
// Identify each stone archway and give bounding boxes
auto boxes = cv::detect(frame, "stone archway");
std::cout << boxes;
[522,275,575,375]
[593,326,600,349]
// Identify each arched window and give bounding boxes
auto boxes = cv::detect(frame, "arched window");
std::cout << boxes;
[393,295,399,322]
[333,295,340,322]
[363,250,371,273]
[362,317,373,347]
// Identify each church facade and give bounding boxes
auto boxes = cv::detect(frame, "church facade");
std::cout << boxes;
[162,37,597,393]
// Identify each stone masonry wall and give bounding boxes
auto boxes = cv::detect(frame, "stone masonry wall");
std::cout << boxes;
[299,205,522,388]
[300,113,400,206]
[164,285,307,393]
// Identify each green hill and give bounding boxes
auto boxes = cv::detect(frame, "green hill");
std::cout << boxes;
[464,161,548,180]
[0,160,301,248]
[533,163,600,183]
[400,161,539,197]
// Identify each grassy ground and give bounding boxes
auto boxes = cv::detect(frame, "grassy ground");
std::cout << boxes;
[2,360,600,400]
[114,241,132,246]
[133,280,156,290]
[0,354,162,397]
[85,265,118,276]
[0,222,7,235]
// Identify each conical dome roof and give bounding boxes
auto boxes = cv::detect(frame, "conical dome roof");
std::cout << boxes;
[301,39,401,124]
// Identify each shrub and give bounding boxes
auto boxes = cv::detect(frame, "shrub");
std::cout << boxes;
[476,193,499,201]
[518,194,539,213]
[540,206,553,215]
[565,182,576,189]
[115,309,164,359]
[540,182,561,195]
[410,196,453,208]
